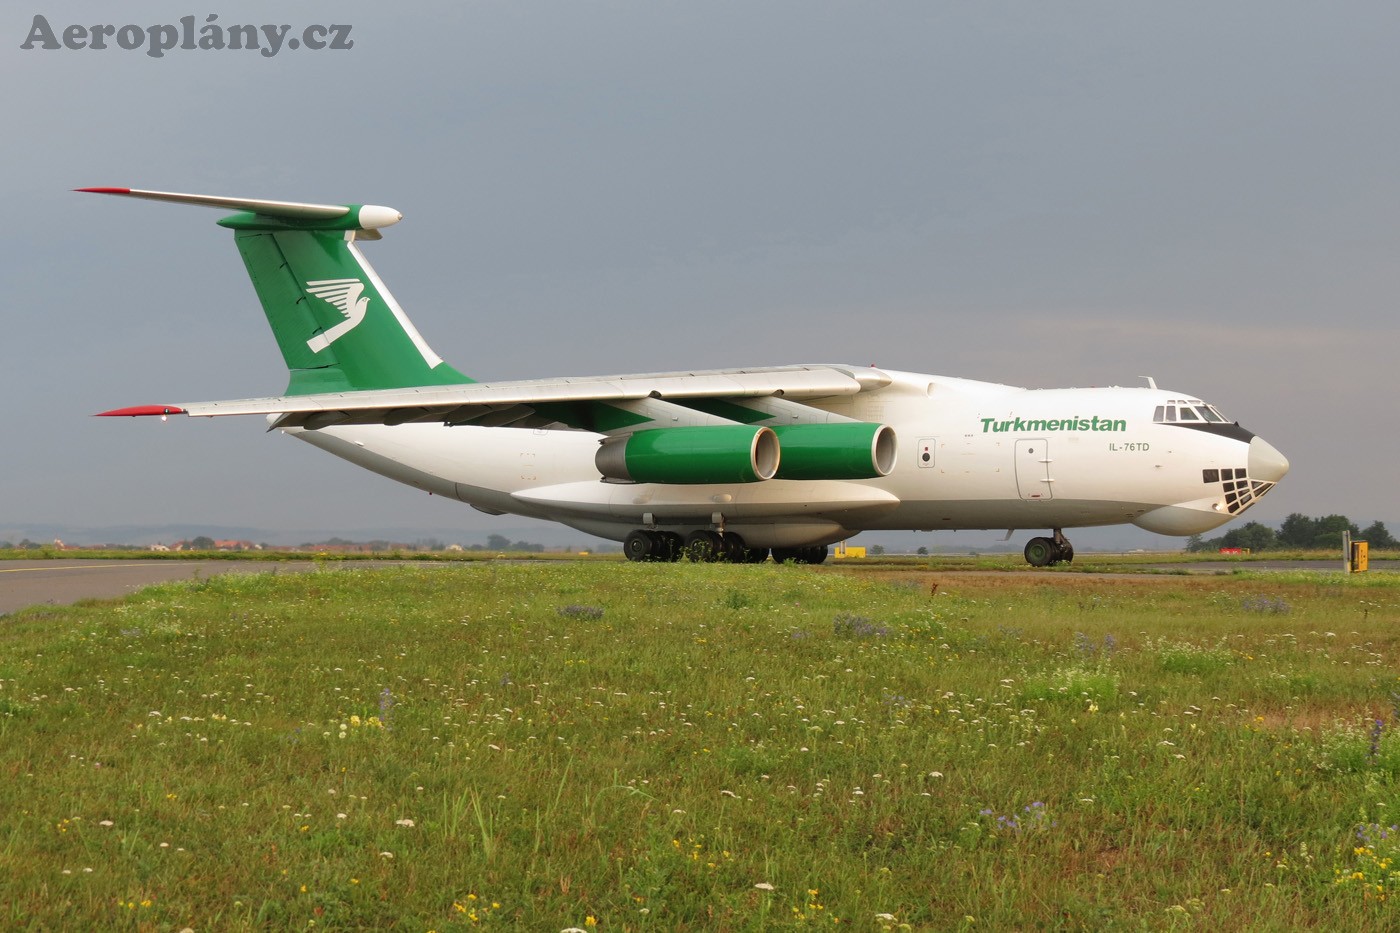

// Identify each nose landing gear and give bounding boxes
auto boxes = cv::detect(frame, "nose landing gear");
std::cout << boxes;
[1023,529,1074,567]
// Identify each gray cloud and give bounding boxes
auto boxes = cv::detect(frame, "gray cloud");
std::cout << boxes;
[4,2,1395,543]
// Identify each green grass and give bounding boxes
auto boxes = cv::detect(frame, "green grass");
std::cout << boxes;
[1,563,1399,929]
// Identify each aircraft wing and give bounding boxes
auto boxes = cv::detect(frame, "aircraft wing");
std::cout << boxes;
[98,364,892,433]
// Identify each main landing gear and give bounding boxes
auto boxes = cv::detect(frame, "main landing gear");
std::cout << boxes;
[621,529,829,564]
[1023,529,1074,567]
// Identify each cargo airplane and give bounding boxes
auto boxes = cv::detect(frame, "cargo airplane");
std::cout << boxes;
[85,188,1289,565]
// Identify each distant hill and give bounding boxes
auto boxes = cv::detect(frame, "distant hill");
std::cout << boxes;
[0,521,613,551]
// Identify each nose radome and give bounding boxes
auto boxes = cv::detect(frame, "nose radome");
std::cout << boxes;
[1249,436,1289,483]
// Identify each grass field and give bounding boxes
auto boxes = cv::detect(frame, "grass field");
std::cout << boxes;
[2,562,1398,930]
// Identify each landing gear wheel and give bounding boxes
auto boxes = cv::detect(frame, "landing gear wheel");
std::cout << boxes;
[684,530,724,562]
[1024,536,1056,568]
[719,533,748,563]
[624,530,659,562]
[1054,541,1074,564]
[743,546,770,563]
[656,531,683,562]
[770,546,827,564]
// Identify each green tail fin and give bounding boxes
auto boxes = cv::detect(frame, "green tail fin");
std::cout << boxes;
[230,226,471,395]
[78,188,471,395]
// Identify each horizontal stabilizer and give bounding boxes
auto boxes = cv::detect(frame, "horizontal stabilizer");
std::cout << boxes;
[76,187,402,231]
[96,405,186,417]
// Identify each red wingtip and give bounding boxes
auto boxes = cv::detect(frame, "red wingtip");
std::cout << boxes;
[75,187,133,194]
[96,405,186,417]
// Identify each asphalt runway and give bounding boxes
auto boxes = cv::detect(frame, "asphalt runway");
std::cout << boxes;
[0,559,333,615]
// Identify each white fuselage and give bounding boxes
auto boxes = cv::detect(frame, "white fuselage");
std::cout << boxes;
[285,369,1287,548]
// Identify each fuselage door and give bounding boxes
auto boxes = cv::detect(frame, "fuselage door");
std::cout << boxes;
[1015,439,1053,500]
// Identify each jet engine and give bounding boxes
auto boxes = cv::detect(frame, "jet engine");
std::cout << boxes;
[595,425,780,484]
[594,422,897,485]
[771,423,896,480]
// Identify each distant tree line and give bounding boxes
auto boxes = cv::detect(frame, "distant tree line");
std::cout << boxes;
[0,535,549,552]
[484,534,545,553]
[295,534,546,552]
[1187,513,1397,553]
[1,539,150,551]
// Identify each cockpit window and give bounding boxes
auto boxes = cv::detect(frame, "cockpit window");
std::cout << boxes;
[1154,399,1230,424]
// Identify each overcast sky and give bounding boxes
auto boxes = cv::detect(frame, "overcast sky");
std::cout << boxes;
[3,2,1396,545]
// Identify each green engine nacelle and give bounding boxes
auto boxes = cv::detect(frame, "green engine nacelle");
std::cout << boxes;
[771,423,897,480]
[595,425,780,484]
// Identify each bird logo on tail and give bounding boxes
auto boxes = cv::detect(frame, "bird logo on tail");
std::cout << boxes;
[304,278,370,352]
